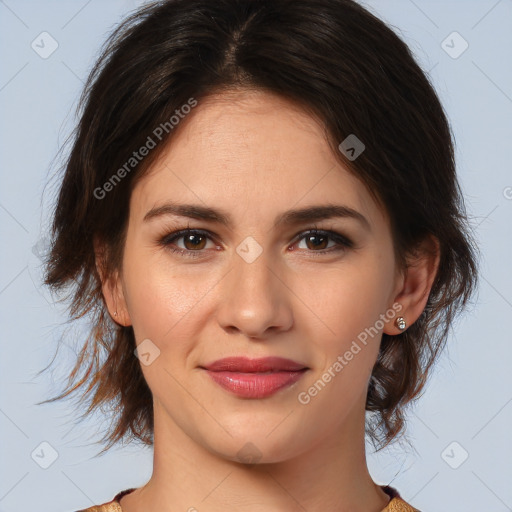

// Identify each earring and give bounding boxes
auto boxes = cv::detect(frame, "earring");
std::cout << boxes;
[113,311,118,317]
[395,316,406,331]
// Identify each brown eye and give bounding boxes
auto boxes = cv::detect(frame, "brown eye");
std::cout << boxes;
[159,229,218,258]
[183,233,207,250]
[304,234,329,250]
[294,229,354,255]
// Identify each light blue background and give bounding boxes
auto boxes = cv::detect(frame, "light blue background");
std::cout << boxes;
[1,1,511,511]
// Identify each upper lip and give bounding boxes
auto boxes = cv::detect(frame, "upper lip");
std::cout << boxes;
[202,357,307,372]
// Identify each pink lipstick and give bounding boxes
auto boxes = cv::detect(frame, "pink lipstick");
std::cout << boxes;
[201,356,308,398]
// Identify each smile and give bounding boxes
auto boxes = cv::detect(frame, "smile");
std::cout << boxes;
[200,357,309,399]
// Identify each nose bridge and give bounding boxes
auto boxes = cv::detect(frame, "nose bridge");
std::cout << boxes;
[216,241,293,338]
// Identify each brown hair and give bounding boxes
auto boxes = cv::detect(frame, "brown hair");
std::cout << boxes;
[41,0,479,454]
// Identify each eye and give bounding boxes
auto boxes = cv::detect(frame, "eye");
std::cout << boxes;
[158,227,354,259]
[159,229,219,258]
[293,229,353,255]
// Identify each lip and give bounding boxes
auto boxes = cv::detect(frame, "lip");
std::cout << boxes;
[201,357,308,399]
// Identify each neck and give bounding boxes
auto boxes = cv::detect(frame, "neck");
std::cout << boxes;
[121,397,390,512]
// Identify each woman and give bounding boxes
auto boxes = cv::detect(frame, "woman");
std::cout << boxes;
[42,0,478,510]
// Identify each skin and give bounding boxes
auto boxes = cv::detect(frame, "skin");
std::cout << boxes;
[97,88,440,512]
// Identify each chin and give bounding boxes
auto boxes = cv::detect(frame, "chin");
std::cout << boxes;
[202,420,311,465]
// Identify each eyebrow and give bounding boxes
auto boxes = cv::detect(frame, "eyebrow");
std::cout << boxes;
[143,202,371,231]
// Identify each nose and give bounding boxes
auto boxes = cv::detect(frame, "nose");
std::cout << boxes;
[215,246,294,340]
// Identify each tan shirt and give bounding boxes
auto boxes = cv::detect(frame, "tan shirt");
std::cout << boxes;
[76,486,420,511]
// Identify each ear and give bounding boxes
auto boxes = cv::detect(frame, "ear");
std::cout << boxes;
[93,236,132,326]
[384,234,440,335]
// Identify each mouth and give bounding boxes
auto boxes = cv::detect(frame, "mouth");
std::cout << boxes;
[200,357,309,399]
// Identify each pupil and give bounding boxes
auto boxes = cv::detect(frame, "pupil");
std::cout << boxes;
[308,235,327,250]
[185,234,205,250]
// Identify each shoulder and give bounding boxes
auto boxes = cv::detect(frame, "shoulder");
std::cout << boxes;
[76,503,121,512]
[75,488,136,512]
[380,485,420,512]
[383,496,421,511]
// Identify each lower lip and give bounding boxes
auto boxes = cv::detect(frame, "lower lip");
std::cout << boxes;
[204,370,307,398]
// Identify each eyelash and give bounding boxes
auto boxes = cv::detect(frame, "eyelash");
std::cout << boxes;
[158,228,354,259]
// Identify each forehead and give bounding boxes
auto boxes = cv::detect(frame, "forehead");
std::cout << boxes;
[130,89,387,230]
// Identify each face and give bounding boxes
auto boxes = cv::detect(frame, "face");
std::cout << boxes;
[112,89,405,463]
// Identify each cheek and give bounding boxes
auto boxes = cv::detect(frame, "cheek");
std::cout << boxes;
[294,252,395,346]
[293,265,391,419]
[121,242,213,344]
